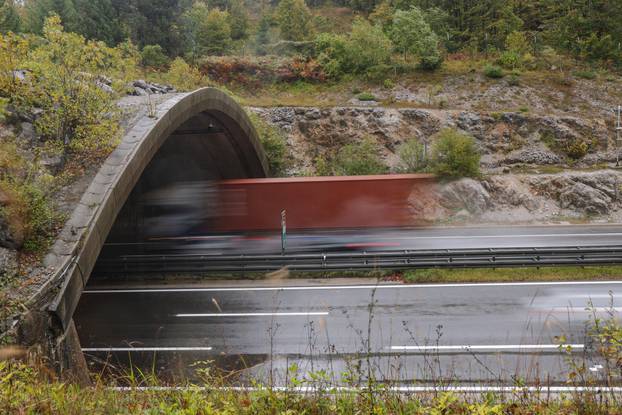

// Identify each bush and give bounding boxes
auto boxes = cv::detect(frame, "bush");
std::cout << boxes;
[314,18,391,78]
[397,139,427,172]
[141,44,168,68]
[357,92,376,101]
[248,112,288,176]
[383,78,395,89]
[498,50,521,69]
[329,137,387,176]
[574,70,597,80]
[565,138,589,160]
[483,64,504,78]
[507,73,520,86]
[430,128,480,179]
[27,16,121,164]
[164,57,204,91]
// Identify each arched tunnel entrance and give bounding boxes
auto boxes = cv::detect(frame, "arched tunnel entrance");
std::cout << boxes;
[107,109,267,243]
[48,88,268,332]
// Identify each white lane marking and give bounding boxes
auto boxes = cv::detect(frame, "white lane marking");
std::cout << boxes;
[84,280,622,294]
[386,232,622,240]
[82,347,212,352]
[111,385,622,393]
[389,344,583,352]
[175,312,329,317]
[549,307,622,313]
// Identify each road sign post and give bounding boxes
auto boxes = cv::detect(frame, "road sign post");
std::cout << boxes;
[281,209,286,254]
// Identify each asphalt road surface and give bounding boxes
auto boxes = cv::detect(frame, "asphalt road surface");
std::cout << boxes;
[75,279,622,386]
[98,224,622,257]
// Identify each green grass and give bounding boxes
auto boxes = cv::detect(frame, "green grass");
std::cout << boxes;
[403,265,622,283]
[1,360,621,414]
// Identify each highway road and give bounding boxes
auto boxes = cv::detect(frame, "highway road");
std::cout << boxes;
[101,224,622,255]
[75,279,622,386]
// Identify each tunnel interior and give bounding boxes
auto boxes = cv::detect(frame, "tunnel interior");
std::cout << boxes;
[106,109,265,243]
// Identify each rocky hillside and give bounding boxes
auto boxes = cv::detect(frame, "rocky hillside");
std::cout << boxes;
[251,104,622,225]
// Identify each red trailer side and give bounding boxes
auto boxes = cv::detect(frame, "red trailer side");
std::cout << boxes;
[213,174,436,232]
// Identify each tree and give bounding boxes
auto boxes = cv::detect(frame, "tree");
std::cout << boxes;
[315,18,391,77]
[430,128,480,179]
[347,17,392,73]
[276,0,313,41]
[0,0,20,33]
[202,8,231,55]
[182,2,231,58]
[255,13,271,55]
[227,0,248,40]
[390,6,442,70]
[72,0,124,45]
[141,44,169,67]
[24,0,78,34]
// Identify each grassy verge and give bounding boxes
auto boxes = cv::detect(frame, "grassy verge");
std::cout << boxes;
[1,361,620,414]
[403,265,622,283]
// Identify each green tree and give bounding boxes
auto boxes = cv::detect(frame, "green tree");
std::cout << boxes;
[141,44,169,67]
[27,15,121,165]
[24,0,78,34]
[255,13,271,55]
[390,6,442,70]
[182,2,231,58]
[430,128,480,179]
[0,0,20,33]
[72,0,123,45]
[276,0,313,41]
[315,18,391,77]
[346,17,392,73]
[227,0,248,40]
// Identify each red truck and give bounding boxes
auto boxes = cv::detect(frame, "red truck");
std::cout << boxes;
[213,174,436,232]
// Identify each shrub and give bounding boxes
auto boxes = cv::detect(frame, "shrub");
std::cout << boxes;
[574,70,597,80]
[248,112,288,176]
[0,140,61,255]
[498,50,521,69]
[565,138,589,160]
[507,73,520,86]
[141,44,168,68]
[383,78,395,89]
[483,64,504,78]
[357,92,376,101]
[397,139,427,172]
[164,57,204,91]
[314,18,391,78]
[330,137,387,176]
[28,16,121,164]
[430,128,480,178]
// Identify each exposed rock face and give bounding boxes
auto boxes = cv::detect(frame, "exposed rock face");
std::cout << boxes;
[559,183,610,214]
[440,179,490,215]
[251,106,613,175]
[429,170,622,223]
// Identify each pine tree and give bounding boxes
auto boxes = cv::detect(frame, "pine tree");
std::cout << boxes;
[228,0,248,40]
[0,0,20,33]
[276,0,313,41]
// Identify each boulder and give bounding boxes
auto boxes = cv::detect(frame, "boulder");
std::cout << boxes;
[559,182,611,214]
[440,178,491,215]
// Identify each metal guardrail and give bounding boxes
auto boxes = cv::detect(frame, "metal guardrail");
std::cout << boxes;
[92,245,622,275]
